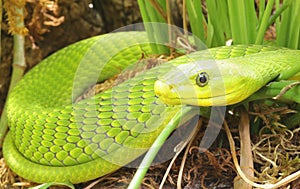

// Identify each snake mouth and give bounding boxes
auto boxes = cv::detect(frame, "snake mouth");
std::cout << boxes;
[154,80,241,106]
[157,94,229,106]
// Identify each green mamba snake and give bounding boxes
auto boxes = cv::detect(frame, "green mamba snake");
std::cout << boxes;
[3,31,300,184]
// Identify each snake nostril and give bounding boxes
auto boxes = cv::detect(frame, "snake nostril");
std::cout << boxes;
[154,80,174,97]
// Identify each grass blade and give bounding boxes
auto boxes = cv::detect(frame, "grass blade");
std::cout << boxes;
[137,0,169,54]
[227,0,248,44]
[244,0,257,43]
[186,0,206,46]
[255,0,275,44]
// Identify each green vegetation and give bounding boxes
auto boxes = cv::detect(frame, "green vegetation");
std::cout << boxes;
[138,0,300,49]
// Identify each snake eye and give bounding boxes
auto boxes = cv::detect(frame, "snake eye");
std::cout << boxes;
[196,72,209,87]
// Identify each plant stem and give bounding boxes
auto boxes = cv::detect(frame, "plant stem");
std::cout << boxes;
[234,106,253,189]
[0,1,27,145]
[127,106,198,189]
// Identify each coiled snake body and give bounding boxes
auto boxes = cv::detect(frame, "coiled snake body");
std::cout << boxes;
[3,31,300,183]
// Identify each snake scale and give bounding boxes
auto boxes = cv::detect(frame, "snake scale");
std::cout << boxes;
[3,31,300,184]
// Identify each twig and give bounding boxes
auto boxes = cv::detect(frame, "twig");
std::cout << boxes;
[273,81,300,100]
[176,118,203,189]
[148,0,167,21]
[158,118,201,189]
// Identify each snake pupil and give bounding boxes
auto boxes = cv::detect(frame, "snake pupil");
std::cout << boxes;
[196,72,209,87]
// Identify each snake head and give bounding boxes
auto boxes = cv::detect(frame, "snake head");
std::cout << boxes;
[154,59,256,106]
